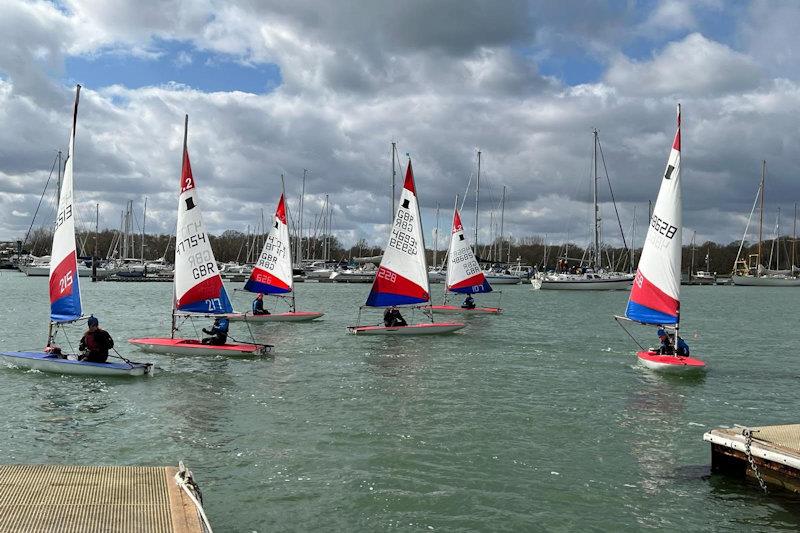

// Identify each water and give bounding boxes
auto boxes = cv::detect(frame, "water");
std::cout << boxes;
[0,271,798,531]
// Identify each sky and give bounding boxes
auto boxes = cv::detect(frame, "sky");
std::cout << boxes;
[1,0,800,252]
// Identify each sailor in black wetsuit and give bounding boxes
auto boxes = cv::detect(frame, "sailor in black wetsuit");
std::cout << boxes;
[383,307,407,327]
[78,316,114,363]
[462,294,476,309]
[655,328,675,355]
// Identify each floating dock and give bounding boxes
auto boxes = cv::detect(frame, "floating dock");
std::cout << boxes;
[704,424,800,493]
[0,464,209,532]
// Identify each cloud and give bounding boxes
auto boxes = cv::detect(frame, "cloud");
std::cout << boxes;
[605,33,761,97]
[0,1,799,253]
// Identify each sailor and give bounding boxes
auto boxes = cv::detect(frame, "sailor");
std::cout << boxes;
[383,306,407,327]
[202,317,229,345]
[252,293,269,315]
[676,336,690,357]
[462,294,476,309]
[655,328,675,355]
[78,316,114,363]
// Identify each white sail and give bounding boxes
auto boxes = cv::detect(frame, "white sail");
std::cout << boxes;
[626,104,682,325]
[49,85,83,323]
[366,160,430,306]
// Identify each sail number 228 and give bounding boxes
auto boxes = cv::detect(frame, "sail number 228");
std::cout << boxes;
[650,214,677,239]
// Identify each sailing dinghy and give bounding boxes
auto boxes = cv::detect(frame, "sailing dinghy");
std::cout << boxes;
[228,193,323,322]
[0,86,153,377]
[348,161,465,335]
[128,116,269,357]
[614,105,706,372]
[430,197,501,315]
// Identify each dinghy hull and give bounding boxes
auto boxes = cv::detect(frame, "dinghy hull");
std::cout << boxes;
[429,305,502,315]
[228,311,324,322]
[636,351,706,372]
[347,322,465,335]
[128,337,269,356]
[0,351,153,377]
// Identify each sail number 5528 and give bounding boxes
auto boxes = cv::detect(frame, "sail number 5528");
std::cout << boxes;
[650,214,677,239]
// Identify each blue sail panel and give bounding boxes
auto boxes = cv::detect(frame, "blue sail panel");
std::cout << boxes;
[625,300,678,326]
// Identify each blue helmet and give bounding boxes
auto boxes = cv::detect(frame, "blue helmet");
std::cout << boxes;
[656,328,667,337]
[88,316,99,328]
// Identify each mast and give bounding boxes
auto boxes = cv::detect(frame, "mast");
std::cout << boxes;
[630,205,636,273]
[172,114,188,339]
[141,196,147,262]
[433,202,440,269]
[500,185,506,266]
[92,203,99,282]
[297,168,307,267]
[56,150,62,206]
[690,231,696,281]
[391,142,397,226]
[794,202,797,271]
[758,160,765,272]
[592,129,600,270]
[475,150,481,256]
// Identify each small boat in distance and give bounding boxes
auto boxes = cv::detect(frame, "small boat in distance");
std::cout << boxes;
[614,104,706,372]
[431,196,501,315]
[228,192,323,322]
[348,160,465,335]
[0,85,153,377]
[128,115,269,357]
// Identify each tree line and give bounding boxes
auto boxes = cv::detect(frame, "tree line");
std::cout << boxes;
[18,227,797,274]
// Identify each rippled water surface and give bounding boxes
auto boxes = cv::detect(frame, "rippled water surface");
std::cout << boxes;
[0,272,798,531]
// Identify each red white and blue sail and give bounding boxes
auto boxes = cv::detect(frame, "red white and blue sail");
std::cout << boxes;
[626,105,682,325]
[244,194,293,294]
[366,161,430,307]
[49,85,82,323]
[446,207,492,294]
[173,118,233,314]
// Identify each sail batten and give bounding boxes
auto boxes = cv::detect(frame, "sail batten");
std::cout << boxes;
[244,194,293,294]
[446,207,491,294]
[49,85,82,323]
[625,105,682,325]
[173,117,233,314]
[365,161,430,307]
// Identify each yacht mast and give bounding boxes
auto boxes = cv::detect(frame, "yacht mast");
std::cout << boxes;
[475,150,481,256]
[758,160,765,270]
[593,129,600,269]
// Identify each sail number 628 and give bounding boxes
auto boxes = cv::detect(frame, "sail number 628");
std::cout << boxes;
[650,214,677,239]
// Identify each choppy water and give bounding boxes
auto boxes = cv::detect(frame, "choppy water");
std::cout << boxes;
[0,271,798,531]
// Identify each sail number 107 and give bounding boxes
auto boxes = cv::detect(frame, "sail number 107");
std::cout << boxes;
[650,214,677,239]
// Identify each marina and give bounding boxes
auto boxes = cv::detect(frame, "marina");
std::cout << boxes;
[0,272,798,530]
[2,2,800,531]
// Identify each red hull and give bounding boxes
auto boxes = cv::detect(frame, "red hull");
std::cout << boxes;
[636,350,706,371]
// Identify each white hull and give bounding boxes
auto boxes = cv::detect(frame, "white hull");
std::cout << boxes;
[483,274,520,285]
[537,274,633,290]
[22,265,115,278]
[428,270,446,284]
[330,271,375,283]
[347,323,465,335]
[731,275,800,287]
[227,311,324,322]
[0,352,153,377]
[430,305,501,315]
